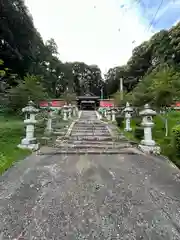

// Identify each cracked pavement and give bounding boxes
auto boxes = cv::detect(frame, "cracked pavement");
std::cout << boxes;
[0,111,180,239]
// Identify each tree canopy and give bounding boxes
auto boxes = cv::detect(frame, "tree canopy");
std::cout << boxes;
[105,22,180,108]
[2,0,179,110]
[0,0,105,112]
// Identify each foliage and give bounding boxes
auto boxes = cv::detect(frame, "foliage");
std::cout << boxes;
[115,114,124,127]
[105,21,180,109]
[61,89,77,104]
[121,111,180,168]
[149,66,180,107]
[0,0,104,109]
[172,125,180,158]
[122,66,180,108]
[133,117,142,126]
[35,110,48,137]
[8,74,48,112]
[112,91,127,106]
[134,127,144,140]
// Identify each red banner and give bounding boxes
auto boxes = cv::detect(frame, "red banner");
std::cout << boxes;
[39,100,65,107]
[175,102,180,107]
[100,100,114,107]
[39,101,48,107]
[51,100,65,107]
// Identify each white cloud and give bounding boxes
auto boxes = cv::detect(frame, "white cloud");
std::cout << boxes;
[173,19,180,26]
[25,0,154,73]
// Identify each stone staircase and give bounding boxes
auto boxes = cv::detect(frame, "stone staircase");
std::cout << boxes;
[54,111,133,154]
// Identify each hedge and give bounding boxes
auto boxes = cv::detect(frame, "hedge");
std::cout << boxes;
[172,125,180,157]
[115,115,124,127]
[134,127,144,140]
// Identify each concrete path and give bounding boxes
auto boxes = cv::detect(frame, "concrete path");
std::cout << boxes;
[0,111,180,239]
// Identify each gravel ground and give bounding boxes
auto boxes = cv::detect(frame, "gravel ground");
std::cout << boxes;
[0,153,180,239]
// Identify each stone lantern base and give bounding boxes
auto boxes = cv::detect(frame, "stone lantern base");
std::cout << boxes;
[141,139,155,146]
[44,127,53,136]
[138,144,161,155]
[124,127,132,132]
[18,138,39,151]
[95,111,102,120]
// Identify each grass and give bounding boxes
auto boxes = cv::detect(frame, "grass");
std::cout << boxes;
[0,115,31,174]
[119,110,180,167]
[0,112,78,174]
[119,119,138,143]
[153,111,180,167]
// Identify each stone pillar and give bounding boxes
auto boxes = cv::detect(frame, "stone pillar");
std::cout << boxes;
[111,109,116,122]
[72,105,76,117]
[18,100,39,150]
[45,108,53,134]
[63,105,68,121]
[106,108,111,121]
[124,102,133,131]
[104,109,107,118]
[96,110,102,120]
[138,104,160,154]
[68,105,72,119]
[75,106,79,116]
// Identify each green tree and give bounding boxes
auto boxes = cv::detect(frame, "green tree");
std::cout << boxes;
[150,66,180,108]
[61,89,76,104]
[105,22,180,98]
[8,74,48,112]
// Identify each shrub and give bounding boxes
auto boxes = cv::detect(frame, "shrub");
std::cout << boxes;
[134,127,144,140]
[58,108,62,115]
[172,125,180,157]
[133,117,142,127]
[115,115,124,127]
[8,74,48,112]
[35,110,48,136]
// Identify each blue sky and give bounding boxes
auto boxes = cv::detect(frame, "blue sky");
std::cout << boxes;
[24,0,180,73]
[138,0,180,30]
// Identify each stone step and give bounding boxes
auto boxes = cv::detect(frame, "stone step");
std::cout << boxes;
[72,131,109,134]
[55,143,131,149]
[39,148,136,155]
[76,123,105,124]
[70,136,111,139]
[64,136,113,141]
[72,126,108,129]
[71,131,109,134]
[53,131,66,136]
[71,129,109,132]
[78,121,101,123]
[62,140,120,145]
[76,125,105,127]
[70,133,110,136]
[72,127,108,130]
[57,136,128,142]
[74,127,106,129]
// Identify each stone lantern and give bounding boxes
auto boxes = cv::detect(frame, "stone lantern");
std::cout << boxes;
[111,108,116,122]
[104,108,107,118]
[124,102,133,131]
[138,104,160,154]
[18,100,39,150]
[45,101,53,134]
[72,105,77,117]
[63,105,69,121]
[68,104,72,119]
[106,108,111,121]
[75,106,79,116]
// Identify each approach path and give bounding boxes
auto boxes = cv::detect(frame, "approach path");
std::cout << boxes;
[0,111,180,239]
